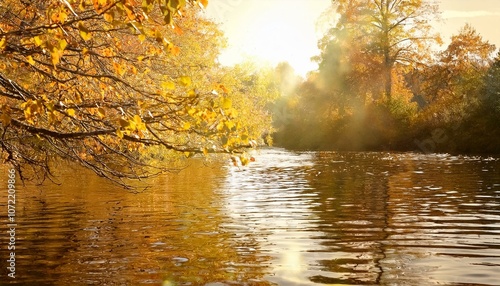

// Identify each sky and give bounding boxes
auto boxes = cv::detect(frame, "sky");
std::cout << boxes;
[205,0,500,76]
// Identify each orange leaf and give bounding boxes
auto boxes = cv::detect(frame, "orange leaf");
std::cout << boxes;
[170,45,181,56]
[173,25,183,35]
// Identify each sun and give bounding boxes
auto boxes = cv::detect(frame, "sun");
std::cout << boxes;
[206,0,331,76]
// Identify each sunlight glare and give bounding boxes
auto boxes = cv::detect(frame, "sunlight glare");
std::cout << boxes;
[209,0,331,76]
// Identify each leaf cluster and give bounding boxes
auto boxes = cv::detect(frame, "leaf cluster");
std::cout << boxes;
[0,0,262,187]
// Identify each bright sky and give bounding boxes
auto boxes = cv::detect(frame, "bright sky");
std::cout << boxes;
[205,0,500,76]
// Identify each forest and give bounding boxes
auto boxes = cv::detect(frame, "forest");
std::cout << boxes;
[0,0,499,186]
[273,0,500,154]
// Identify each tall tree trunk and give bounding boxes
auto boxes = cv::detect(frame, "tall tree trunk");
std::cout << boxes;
[381,0,392,101]
[384,55,392,101]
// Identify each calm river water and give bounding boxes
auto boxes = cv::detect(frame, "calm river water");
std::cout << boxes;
[1,148,499,285]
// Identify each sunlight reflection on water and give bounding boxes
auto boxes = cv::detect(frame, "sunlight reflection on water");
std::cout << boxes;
[0,148,499,285]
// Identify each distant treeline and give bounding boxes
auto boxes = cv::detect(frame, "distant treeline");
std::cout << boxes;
[272,1,500,154]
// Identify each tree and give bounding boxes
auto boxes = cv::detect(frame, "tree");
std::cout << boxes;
[317,0,440,101]
[0,0,256,187]
[276,0,434,150]
[482,51,500,115]
[367,0,439,100]
[413,24,496,126]
[408,25,497,153]
[439,24,496,103]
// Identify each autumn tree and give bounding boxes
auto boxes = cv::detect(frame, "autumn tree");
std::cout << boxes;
[275,0,437,150]
[366,0,439,100]
[217,62,280,148]
[414,24,496,126]
[0,0,258,187]
[406,24,498,153]
[316,0,439,101]
[482,51,500,115]
[473,50,500,153]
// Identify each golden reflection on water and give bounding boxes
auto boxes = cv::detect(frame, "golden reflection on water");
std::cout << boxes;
[0,150,499,285]
[0,159,273,285]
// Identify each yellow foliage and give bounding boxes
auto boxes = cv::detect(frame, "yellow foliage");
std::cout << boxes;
[179,76,191,87]
[51,47,64,66]
[27,56,35,66]
[97,107,106,119]
[59,39,68,50]
[161,81,176,90]
[1,113,11,127]
[116,129,124,139]
[33,36,43,47]
[0,0,266,186]
[221,97,231,109]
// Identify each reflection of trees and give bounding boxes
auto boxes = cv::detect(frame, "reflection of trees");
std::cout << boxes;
[4,152,498,285]
[0,160,273,285]
[303,152,392,285]
[381,154,500,284]
[304,152,500,285]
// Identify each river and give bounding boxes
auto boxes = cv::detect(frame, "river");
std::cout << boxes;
[1,148,499,285]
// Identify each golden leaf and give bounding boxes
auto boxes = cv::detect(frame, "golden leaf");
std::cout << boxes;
[116,129,124,139]
[130,66,137,75]
[133,114,142,125]
[119,117,129,128]
[103,12,114,22]
[161,81,176,90]
[179,76,191,87]
[170,45,181,56]
[51,49,62,66]
[97,107,106,119]
[221,97,232,109]
[240,156,249,166]
[51,11,68,23]
[33,36,43,47]
[1,113,11,126]
[59,39,68,50]
[67,109,75,117]
[113,62,126,76]
[78,22,92,41]
[27,56,35,66]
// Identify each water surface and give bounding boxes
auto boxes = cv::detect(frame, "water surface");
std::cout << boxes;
[1,149,499,285]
